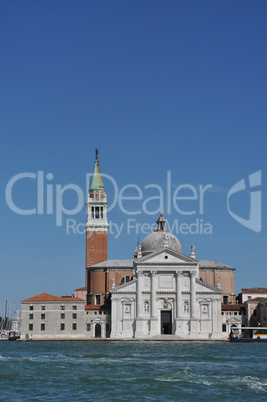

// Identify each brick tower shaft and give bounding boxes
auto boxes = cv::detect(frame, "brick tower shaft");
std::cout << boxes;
[85,150,109,305]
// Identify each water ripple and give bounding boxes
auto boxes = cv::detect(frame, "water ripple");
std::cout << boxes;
[0,341,266,401]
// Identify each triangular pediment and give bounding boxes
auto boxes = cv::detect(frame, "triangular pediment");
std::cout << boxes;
[134,247,198,266]
[226,317,241,324]
[195,278,223,293]
[111,278,137,293]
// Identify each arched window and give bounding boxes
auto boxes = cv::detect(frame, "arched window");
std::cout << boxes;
[95,323,101,338]
[120,276,132,285]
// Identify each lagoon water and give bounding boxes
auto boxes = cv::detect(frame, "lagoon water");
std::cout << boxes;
[0,341,266,401]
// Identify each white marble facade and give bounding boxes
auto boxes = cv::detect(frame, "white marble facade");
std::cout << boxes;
[111,247,223,339]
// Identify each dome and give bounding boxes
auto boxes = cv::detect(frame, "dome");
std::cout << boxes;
[141,214,182,256]
[141,232,182,256]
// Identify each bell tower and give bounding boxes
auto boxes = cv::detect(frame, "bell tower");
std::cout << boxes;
[85,149,109,269]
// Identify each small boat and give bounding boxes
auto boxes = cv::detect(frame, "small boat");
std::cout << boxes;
[8,331,20,341]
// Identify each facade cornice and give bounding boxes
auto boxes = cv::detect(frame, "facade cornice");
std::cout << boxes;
[196,278,223,293]
[199,266,236,272]
[196,291,222,295]
[112,291,137,296]
[134,247,199,265]
[111,278,137,293]
[156,291,176,295]
[136,262,197,267]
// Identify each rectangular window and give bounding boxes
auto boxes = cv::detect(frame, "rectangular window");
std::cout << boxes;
[29,323,33,331]
[223,296,228,304]
[61,313,65,319]
[60,323,65,331]
[221,312,224,315]
[41,324,45,331]
[29,306,34,311]
[29,313,33,320]
[87,323,91,331]
[41,306,46,310]
[73,305,77,310]
[222,324,227,332]
[72,323,77,330]
[41,314,45,320]
[61,306,65,310]
[72,313,77,319]
[253,309,257,317]
[95,295,101,305]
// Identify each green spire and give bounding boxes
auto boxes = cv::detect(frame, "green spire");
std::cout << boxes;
[89,149,105,191]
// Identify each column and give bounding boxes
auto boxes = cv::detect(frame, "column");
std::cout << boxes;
[110,297,117,338]
[189,270,198,337]
[176,271,182,319]
[135,270,144,338]
[213,298,222,338]
[149,270,158,336]
[190,271,197,318]
[136,271,142,318]
[175,271,184,336]
[151,271,157,318]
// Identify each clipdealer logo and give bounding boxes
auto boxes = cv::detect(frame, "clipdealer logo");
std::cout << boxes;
[4,169,262,235]
[227,170,262,233]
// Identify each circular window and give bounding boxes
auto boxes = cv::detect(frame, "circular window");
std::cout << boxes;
[165,255,168,259]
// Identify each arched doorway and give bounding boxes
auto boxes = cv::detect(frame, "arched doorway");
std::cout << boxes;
[95,323,101,338]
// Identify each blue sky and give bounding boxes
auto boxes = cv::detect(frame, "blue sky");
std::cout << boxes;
[1,1,266,303]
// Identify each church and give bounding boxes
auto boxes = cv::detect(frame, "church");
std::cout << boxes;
[110,216,222,339]
[20,151,236,340]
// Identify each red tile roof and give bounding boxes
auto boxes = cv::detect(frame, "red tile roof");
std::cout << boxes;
[85,304,102,310]
[22,293,85,302]
[246,297,267,303]
[222,304,245,311]
[242,288,267,294]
